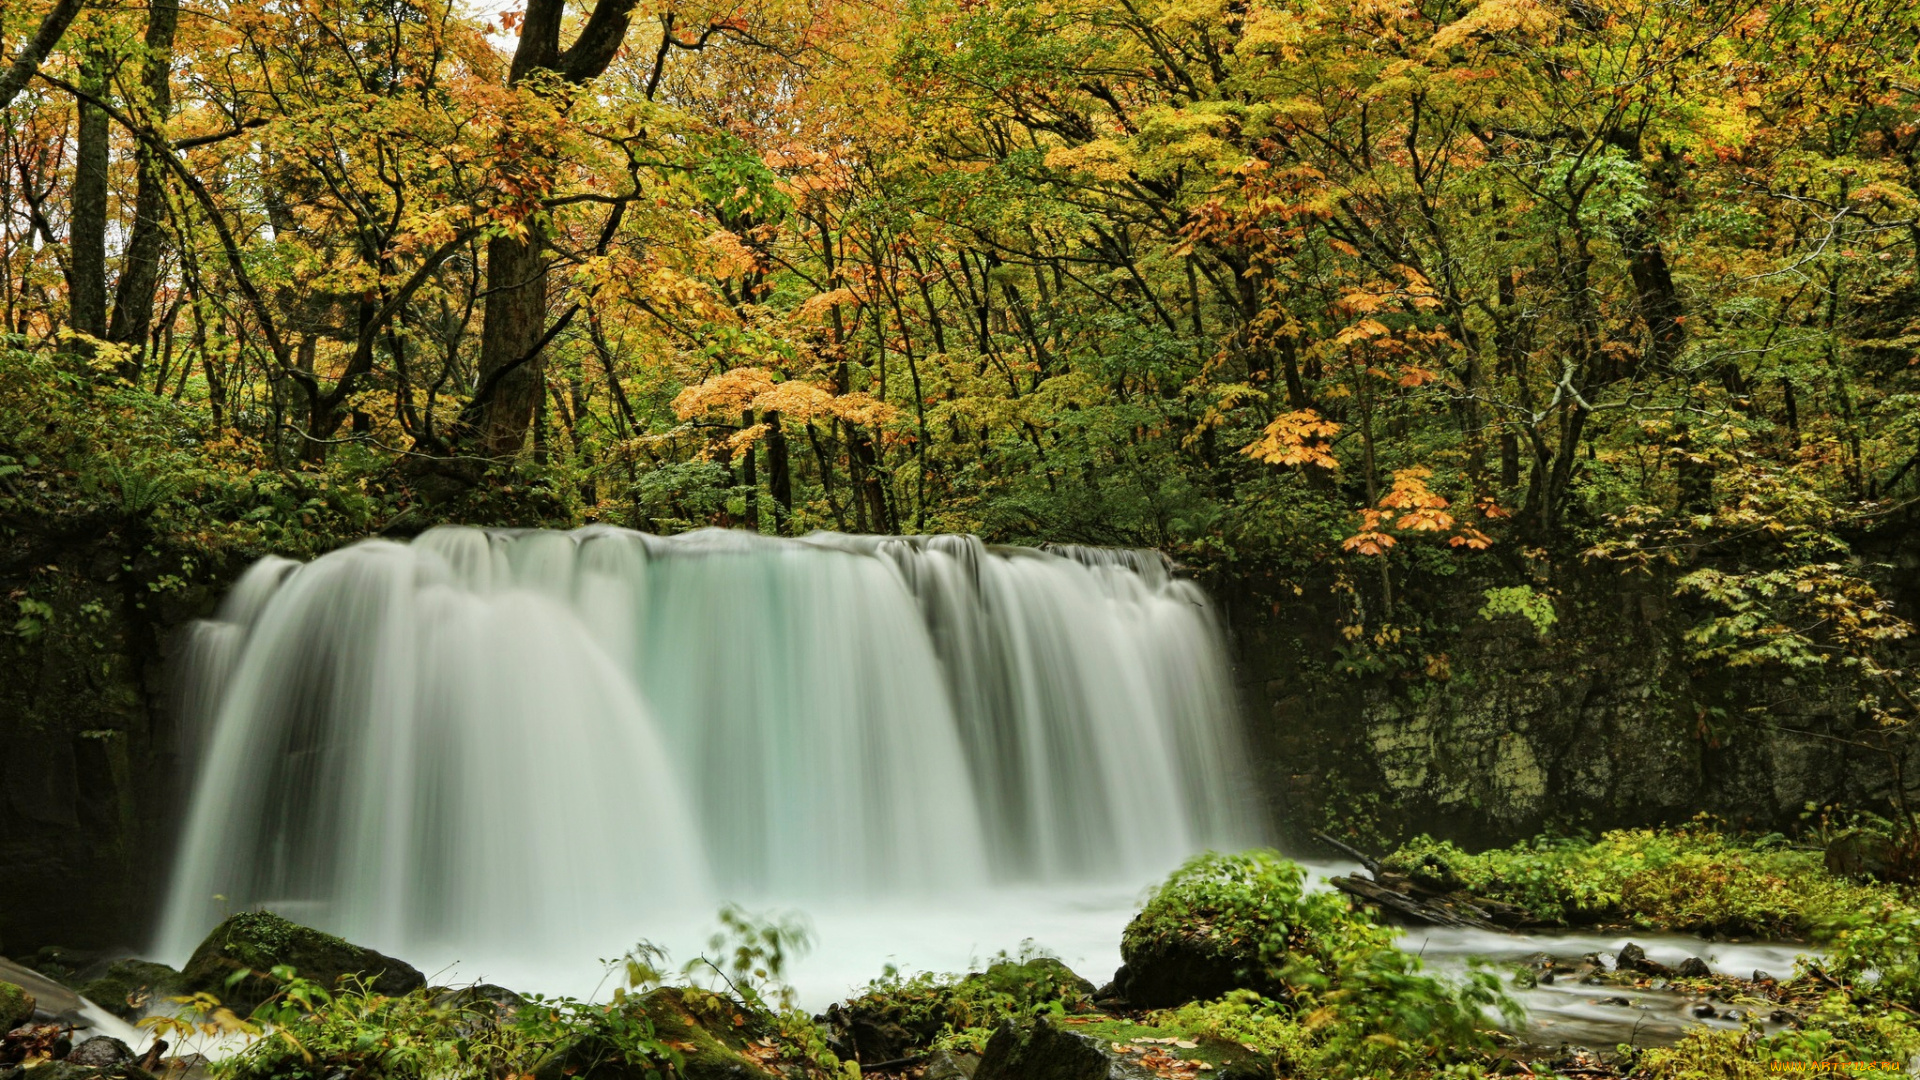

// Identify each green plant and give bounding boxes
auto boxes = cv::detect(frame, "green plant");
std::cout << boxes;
[1477,585,1556,639]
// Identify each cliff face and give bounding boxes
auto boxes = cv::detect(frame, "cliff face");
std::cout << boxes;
[1216,543,1919,853]
[3,520,1915,955]
[0,510,228,956]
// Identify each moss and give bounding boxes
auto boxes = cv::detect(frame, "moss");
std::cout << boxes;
[833,953,1098,1062]
[0,979,35,1030]
[180,911,423,1015]
[78,960,183,1021]
[637,987,783,1080]
[1115,850,1383,1007]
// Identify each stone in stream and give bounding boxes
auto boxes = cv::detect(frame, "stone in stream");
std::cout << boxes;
[181,911,424,1015]
[0,983,32,1032]
[1674,957,1711,979]
[77,961,185,1022]
[1691,1003,1718,1018]
[1614,943,1672,978]
[67,1036,133,1067]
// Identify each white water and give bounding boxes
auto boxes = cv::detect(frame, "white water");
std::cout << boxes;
[158,526,1263,993]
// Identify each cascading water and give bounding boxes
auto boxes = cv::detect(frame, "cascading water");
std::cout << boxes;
[158,526,1263,995]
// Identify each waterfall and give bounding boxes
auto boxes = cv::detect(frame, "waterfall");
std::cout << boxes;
[157,526,1262,969]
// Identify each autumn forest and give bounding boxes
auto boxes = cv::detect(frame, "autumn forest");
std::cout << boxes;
[5,0,1920,1073]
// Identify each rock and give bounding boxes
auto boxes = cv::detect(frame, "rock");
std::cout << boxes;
[1824,831,1916,884]
[0,959,84,1022]
[1596,996,1631,1007]
[975,1018,1157,1080]
[1,1022,71,1065]
[0,983,32,1032]
[1115,852,1349,1008]
[975,1019,1271,1080]
[181,912,424,1015]
[78,961,184,1022]
[0,1065,155,1080]
[1674,957,1711,979]
[533,988,779,1080]
[1752,970,1775,984]
[925,1050,980,1080]
[828,956,1097,1064]
[1691,1003,1717,1018]
[68,1036,133,1067]
[1614,943,1671,977]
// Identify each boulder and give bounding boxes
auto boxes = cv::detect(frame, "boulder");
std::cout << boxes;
[975,1018,1157,1080]
[1112,851,1358,1008]
[1674,957,1712,979]
[67,1037,133,1067]
[78,961,184,1022]
[0,983,32,1032]
[1824,831,1917,884]
[532,988,780,1080]
[181,912,424,1015]
[1614,943,1671,978]
[827,956,1098,1064]
[0,1065,156,1080]
[925,1049,981,1080]
[974,1019,1272,1080]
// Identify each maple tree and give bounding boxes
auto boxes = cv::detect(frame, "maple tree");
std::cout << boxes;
[0,0,1913,660]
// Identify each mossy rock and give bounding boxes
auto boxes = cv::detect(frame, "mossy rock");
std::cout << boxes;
[180,912,424,1015]
[828,956,1099,1064]
[532,987,784,1080]
[0,1064,156,1080]
[0,980,34,1030]
[1112,851,1383,1008]
[78,961,184,1022]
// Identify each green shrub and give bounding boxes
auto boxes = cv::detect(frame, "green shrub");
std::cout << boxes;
[1127,852,1516,1077]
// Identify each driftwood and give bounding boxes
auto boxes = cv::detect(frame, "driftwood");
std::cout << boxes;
[1311,832,1539,932]
[1328,875,1502,930]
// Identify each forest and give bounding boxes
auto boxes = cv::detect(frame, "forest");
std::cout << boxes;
[2,0,1920,1073]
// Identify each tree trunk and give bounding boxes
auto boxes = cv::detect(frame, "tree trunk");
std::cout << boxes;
[766,410,792,534]
[107,0,181,376]
[69,49,109,346]
[469,0,642,458]
[0,0,86,109]
[473,232,549,457]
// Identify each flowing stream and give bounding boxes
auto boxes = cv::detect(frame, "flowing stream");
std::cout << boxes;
[157,526,1264,992]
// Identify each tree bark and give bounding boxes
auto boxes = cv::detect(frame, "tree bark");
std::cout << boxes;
[69,49,109,345]
[470,0,641,458]
[0,0,85,110]
[107,0,180,376]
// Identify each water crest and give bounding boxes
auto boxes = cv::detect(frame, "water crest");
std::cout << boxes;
[157,527,1261,967]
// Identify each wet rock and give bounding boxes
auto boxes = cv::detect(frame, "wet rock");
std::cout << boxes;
[1674,957,1711,979]
[1752,970,1775,984]
[1595,996,1631,1007]
[925,1049,980,1080]
[1,1022,71,1065]
[0,984,32,1032]
[1824,831,1915,884]
[0,1065,156,1080]
[832,956,1097,1064]
[181,911,424,1015]
[68,1036,133,1067]
[533,988,779,1080]
[78,961,184,1022]
[1615,943,1671,977]
[975,1018,1157,1080]
[975,1019,1271,1080]
[1691,1003,1717,1018]
[1769,1010,1794,1025]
